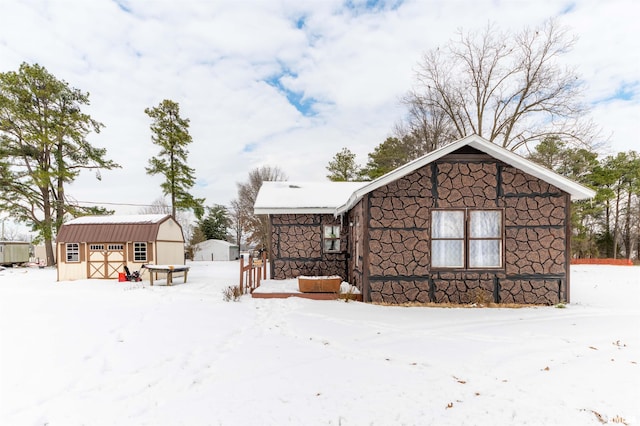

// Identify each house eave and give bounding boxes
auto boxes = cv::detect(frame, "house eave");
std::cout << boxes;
[254,207,338,215]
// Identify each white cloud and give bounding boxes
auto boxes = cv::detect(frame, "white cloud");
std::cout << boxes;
[1,0,638,219]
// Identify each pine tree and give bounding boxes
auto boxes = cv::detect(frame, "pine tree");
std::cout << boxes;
[326,147,361,181]
[197,205,231,241]
[0,63,119,265]
[145,99,204,219]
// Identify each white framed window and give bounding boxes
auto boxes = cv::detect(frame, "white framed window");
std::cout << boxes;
[66,243,80,262]
[468,210,502,268]
[323,225,341,253]
[431,209,503,269]
[108,244,124,251]
[134,242,147,262]
[89,244,104,251]
[431,210,465,268]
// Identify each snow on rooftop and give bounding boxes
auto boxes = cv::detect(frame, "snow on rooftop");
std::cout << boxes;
[64,214,169,225]
[254,181,368,214]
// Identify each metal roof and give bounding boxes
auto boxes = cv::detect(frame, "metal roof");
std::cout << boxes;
[56,214,173,243]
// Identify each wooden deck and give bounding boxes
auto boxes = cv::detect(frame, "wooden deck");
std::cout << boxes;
[240,255,362,301]
[251,291,362,301]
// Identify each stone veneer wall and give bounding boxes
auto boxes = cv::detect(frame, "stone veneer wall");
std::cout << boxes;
[270,214,347,280]
[366,155,568,305]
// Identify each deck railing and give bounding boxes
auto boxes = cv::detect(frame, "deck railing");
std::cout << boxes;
[239,251,268,294]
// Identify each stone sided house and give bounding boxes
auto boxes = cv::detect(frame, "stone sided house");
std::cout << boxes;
[254,135,595,305]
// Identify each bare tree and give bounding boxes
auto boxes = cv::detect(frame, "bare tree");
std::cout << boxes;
[408,20,600,152]
[396,92,457,154]
[229,199,244,248]
[234,166,287,251]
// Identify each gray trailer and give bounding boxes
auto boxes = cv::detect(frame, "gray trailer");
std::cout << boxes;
[0,241,30,266]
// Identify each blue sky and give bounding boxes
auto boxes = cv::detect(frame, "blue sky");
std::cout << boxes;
[0,0,637,221]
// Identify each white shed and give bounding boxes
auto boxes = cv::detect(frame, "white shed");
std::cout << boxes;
[193,239,239,261]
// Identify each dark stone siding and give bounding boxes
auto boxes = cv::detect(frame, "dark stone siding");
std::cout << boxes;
[267,152,569,305]
[366,155,568,305]
[270,214,347,280]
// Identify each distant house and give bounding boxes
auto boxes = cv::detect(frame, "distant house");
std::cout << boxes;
[193,239,239,261]
[254,135,595,305]
[55,214,184,281]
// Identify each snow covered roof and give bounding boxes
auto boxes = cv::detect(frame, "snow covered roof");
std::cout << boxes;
[63,214,170,225]
[254,135,596,216]
[253,181,369,214]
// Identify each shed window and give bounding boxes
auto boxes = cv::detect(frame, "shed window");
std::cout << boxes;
[323,225,341,253]
[66,243,80,263]
[134,242,147,262]
[431,209,502,269]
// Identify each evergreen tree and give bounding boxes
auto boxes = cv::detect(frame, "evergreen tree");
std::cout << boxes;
[197,204,231,241]
[360,136,418,180]
[326,147,361,182]
[527,136,566,170]
[0,63,119,265]
[145,99,204,219]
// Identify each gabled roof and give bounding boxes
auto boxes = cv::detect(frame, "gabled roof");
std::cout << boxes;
[254,181,369,215]
[336,134,596,214]
[63,214,169,225]
[253,135,596,216]
[56,214,174,243]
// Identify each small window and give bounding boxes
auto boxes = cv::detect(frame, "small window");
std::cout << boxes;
[134,242,147,262]
[89,244,104,251]
[66,243,79,262]
[323,225,341,253]
[468,210,502,268]
[431,210,465,268]
[108,244,124,251]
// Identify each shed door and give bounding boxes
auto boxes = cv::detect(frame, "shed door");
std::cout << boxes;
[88,244,125,279]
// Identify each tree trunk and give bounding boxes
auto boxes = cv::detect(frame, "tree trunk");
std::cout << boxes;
[613,187,622,259]
[623,189,632,259]
[55,140,65,235]
[41,188,56,266]
[604,200,612,257]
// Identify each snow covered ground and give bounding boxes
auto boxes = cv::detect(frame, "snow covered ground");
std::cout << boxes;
[1,262,638,425]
